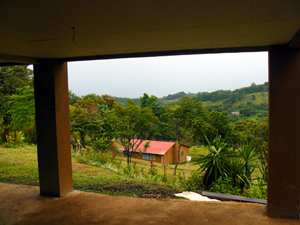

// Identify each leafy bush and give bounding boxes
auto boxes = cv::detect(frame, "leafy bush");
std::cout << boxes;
[210,177,241,196]
[210,177,267,199]
[23,124,36,144]
[2,131,25,148]
[178,172,202,191]
[91,138,111,152]
[123,164,133,176]
[148,162,158,176]
[243,184,267,199]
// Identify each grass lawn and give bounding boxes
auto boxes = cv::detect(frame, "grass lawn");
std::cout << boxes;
[0,144,263,198]
[0,145,203,198]
[113,145,207,177]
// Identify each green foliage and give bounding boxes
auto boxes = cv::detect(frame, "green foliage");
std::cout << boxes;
[8,86,35,130]
[0,66,33,142]
[230,118,268,182]
[226,157,251,188]
[23,124,37,144]
[210,177,241,196]
[74,145,117,166]
[202,111,231,143]
[140,93,159,109]
[163,91,187,100]
[115,97,141,107]
[70,95,117,146]
[114,100,159,164]
[148,162,158,176]
[238,144,259,181]
[166,97,208,175]
[91,138,111,152]
[178,172,202,192]
[243,184,267,199]
[210,177,267,199]
[194,82,268,103]
[69,90,80,105]
[240,107,256,117]
[251,118,268,182]
[2,131,25,148]
[198,136,260,189]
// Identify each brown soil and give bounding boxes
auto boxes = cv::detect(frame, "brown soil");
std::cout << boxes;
[75,182,180,198]
[1,183,300,225]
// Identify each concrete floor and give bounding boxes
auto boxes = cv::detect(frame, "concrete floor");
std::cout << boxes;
[1,183,299,225]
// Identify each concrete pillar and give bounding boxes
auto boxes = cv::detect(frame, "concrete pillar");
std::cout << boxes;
[267,45,300,218]
[34,59,73,197]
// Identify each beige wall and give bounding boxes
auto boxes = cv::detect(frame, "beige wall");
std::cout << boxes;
[173,143,190,164]
[163,147,174,164]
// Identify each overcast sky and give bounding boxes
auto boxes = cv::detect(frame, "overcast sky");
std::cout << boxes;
[67,52,268,99]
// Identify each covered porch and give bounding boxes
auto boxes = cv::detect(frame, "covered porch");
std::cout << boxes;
[2,182,300,225]
[1,0,300,221]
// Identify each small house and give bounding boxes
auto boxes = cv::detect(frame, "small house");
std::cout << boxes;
[119,140,190,164]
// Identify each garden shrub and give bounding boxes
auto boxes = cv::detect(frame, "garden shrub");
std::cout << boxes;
[210,177,267,199]
[91,138,111,152]
[178,172,202,191]
[2,131,25,148]
[210,177,241,196]
[123,164,133,176]
[243,184,267,199]
[23,124,37,144]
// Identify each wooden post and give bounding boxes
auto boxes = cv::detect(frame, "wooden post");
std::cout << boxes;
[34,59,73,197]
[267,45,300,218]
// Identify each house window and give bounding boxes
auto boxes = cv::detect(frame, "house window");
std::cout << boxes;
[143,153,149,159]
[150,154,155,160]
[181,151,184,157]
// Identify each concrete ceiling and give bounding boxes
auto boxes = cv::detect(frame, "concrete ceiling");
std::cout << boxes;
[0,0,300,64]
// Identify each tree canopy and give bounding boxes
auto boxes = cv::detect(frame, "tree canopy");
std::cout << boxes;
[114,100,159,164]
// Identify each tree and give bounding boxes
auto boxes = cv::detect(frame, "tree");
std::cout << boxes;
[8,86,35,130]
[230,118,269,181]
[114,100,159,164]
[70,95,116,146]
[0,66,33,142]
[251,118,268,181]
[99,94,117,109]
[140,93,159,109]
[166,97,208,175]
[69,90,80,105]
[201,111,231,144]
[240,107,255,117]
[140,93,173,141]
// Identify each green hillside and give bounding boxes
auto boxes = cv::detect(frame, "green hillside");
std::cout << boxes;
[201,92,268,107]
[115,82,269,120]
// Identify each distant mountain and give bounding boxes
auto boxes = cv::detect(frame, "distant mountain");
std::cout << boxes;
[115,97,141,106]
[115,82,269,120]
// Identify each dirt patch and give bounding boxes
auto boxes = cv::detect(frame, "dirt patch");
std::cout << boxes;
[2,183,300,225]
[75,182,180,199]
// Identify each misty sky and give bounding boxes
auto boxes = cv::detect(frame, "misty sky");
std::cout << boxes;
[67,52,268,99]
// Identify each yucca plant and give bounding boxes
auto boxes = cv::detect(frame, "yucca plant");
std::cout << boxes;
[227,157,251,188]
[197,135,235,188]
[238,143,260,182]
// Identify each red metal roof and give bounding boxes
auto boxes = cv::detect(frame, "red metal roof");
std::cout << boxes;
[119,140,176,155]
